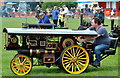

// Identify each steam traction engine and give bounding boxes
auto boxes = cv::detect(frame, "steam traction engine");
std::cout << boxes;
[3,27,118,75]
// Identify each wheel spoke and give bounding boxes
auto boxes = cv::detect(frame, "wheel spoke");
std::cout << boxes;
[25,60,31,63]
[64,52,72,58]
[13,62,19,65]
[19,57,22,63]
[78,58,87,60]
[12,68,17,71]
[25,66,30,69]
[12,65,18,68]
[74,63,77,72]
[70,48,74,57]
[21,57,24,63]
[67,62,73,70]
[19,69,23,74]
[63,57,72,60]
[24,61,31,65]
[76,48,81,56]
[64,61,71,65]
[66,50,73,58]
[15,57,21,64]
[79,53,86,58]
[77,63,83,69]
[17,69,21,73]
[63,59,70,63]
[72,63,77,72]
[72,47,76,57]
[78,60,86,63]
[77,51,85,57]
[76,47,79,54]
[22,58,27,64]
[72,63,74,72]
[75,63,80,71]
[24,64,30,65]
[22,69,25,73]
[78,61,85,67]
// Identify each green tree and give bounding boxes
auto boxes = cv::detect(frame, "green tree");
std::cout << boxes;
[42,2,76,10]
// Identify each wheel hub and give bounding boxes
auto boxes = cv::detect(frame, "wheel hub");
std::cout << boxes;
[65,42,71,46]
[72,57,78,62]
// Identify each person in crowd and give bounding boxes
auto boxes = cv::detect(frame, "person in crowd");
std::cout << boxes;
[38,11,50,24]
[46,8,52,19]
[27,7,32,16]
[43,11,51,24]
[75,7,80,19]
[94,7,105,25]
[85,4,91,13]
[58,8,65,27]
[111,8,116,16]
[38,13,44,24]
[17,7,22,17]
[12,6,15,17]
[70,7,75,18]
[76,17,110,67]
[52,6,59,26]
[62,5,69,27]
[6,6,13,17]
[35,5,41,19]
[1,8,8,17]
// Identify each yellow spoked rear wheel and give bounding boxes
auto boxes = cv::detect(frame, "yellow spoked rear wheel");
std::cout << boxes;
[60,45,89,74]
[10,54,32,75]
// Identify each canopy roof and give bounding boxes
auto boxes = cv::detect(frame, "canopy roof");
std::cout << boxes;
[3,28,98,36]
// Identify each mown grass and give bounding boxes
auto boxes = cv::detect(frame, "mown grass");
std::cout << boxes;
[1,17,119,76]
[0,17,2,78]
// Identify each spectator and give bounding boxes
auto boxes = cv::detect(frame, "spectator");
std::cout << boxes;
[35,5,41,19]
[58,8,65,27]
[1,8,8,17]
[111,8,116,16]
[52,6,59,26]
[17,7,22,17]
[43,11,51,24]
[62,5,69,27]
[75,7,80,19]
[12,6,15,17]
[70,7,75,13]
[38,13,44,24]
[85,4,91,13]
[6,6,13,17]
[94,7,104,25]
[27,7,32,16]
[38,11,50,24]
[70,7,75,18]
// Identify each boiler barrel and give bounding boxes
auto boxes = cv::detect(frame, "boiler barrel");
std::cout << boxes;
[18,49,55,57]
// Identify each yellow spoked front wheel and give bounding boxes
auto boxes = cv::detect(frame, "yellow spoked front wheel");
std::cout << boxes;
[10,54,32,75]
[60,45,89,74]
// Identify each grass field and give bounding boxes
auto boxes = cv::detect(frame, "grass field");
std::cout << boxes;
[1,17,119,77]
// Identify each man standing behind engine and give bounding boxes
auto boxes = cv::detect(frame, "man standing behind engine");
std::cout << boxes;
[52,6,59,26]
[62,5,69,27]
[94,7,104,25]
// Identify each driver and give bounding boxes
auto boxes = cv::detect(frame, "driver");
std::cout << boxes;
[77,17,110,67]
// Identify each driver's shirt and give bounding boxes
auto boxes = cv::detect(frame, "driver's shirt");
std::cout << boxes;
[89,26,110,46]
